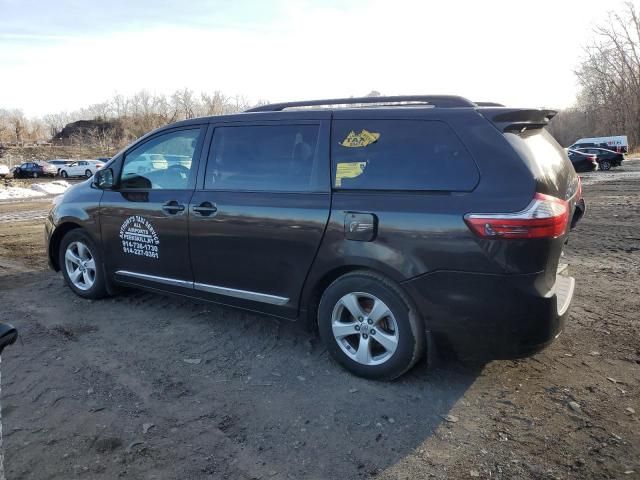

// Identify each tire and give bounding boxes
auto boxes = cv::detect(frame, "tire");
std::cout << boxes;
[599,160,611,171]
[32,171,38,178]
[59,229,108,299]
[60,170,68,178]
[85,169,92,178]
[318,271,425,380]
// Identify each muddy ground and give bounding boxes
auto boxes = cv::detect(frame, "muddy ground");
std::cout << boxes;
[0,162,638,479]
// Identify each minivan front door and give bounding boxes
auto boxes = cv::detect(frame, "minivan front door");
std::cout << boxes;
[100,126,205,292]
[188,120,331,318]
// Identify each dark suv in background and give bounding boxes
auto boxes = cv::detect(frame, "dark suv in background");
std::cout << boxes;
[45,96,583,380]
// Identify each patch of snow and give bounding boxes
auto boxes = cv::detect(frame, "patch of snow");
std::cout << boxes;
[0,187,45,201]
[0,180,72,201]
[30,180,71,195]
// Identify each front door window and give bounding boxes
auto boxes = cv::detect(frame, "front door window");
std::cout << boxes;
[121,129,201,190]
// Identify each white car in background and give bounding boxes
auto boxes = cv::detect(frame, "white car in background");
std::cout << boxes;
[58,160,105,178]
[0,164,9,178]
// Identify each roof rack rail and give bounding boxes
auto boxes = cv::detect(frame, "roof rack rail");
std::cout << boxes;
[245,95,476,112]
[475,101,505,107]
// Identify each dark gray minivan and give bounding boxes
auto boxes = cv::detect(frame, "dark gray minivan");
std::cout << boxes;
[45,96,584,380]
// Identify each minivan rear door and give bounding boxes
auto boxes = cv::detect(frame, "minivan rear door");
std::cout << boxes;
[188,117,331,318]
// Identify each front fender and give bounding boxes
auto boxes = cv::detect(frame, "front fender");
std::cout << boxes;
[46,182,103,270]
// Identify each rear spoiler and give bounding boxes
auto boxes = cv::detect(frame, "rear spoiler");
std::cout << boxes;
[477,108,557,133]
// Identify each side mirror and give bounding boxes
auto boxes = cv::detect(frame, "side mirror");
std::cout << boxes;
[93,168,114,189]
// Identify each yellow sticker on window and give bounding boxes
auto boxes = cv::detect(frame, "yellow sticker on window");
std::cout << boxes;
[339,129,380,148]
[335,161,367,187]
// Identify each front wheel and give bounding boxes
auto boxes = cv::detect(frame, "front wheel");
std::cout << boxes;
[318,271,425,380]
[599,160,611,171]
[60,170,68,178]
[59,229,108,299]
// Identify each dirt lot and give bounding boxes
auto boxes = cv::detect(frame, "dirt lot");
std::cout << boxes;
[0,161,638,479]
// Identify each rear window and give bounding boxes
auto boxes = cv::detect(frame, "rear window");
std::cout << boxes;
[331,120,478,191]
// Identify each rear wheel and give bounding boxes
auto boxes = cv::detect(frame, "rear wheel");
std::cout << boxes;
[59,229,108,299]
[599,160,611,171]
[318,271,425,380]
[32,171,39,178]
[85,169,92,178]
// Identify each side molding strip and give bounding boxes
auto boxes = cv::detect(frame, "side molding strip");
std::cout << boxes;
[114,270,289,306]
[116,270,193,288]
[194,283,289,306]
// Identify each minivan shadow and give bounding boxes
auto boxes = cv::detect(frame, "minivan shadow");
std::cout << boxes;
[114,288,485,478]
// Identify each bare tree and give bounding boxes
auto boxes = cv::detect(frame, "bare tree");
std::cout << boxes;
[0,109,10,144]
[568,2,640,148]
[8,109,26,144]
[171,88,197,119]
[201,91,228,116]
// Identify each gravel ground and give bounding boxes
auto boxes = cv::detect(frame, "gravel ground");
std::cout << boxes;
[0,161,638,479]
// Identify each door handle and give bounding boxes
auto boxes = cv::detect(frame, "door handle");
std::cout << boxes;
[192,201,218,216]
[162,201,186,214]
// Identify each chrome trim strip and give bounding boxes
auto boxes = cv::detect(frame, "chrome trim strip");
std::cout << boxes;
[194,282,289,306]
[114,270,289,306]
[115,270,193,289]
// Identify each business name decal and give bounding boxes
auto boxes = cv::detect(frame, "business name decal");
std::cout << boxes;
[119,215,160,259]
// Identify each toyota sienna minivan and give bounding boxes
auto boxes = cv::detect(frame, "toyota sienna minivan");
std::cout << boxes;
[45,95,584,380]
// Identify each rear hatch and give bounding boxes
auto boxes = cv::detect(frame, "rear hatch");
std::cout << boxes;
[468,108,582,285]
[479,108,578,199]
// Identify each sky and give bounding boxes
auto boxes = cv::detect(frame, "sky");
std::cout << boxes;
[0,0,629,117]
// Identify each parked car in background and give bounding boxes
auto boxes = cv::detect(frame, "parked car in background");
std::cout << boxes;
[89,159,107,168]
[575,147,624,171]
[570,135,628,153]
[46,95,584,380]
[13,161,57,178]
[0,164,9,178]
[567,149,598,172]
[59,160,105,178]
[47,159,75,174]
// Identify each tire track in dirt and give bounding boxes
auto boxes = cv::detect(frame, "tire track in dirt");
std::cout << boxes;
[0,209,48,224]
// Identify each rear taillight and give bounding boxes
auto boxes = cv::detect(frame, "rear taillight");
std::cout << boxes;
[464,193,569,239]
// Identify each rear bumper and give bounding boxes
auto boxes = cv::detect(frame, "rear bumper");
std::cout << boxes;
[402,267,574,359]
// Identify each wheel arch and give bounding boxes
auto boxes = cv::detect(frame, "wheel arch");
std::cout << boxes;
[48,222,92,271]
[301,264,415,331]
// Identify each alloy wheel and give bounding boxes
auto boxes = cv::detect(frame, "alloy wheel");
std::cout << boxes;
[331,292,399,366]
[64,241,96,291]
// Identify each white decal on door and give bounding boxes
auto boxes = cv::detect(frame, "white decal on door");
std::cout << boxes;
[119,215,160,259]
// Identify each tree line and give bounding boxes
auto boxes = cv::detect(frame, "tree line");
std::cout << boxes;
[0,90,264,148]
[549,2,640,149]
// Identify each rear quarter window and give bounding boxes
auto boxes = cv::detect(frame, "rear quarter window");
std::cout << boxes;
[331,120,478,191]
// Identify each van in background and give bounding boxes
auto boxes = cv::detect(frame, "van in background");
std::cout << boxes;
[569,135,628,153]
